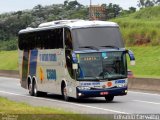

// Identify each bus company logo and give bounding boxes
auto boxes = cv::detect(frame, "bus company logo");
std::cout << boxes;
[46,69,56,80]
[107,81,113,87]
[115,80,126,84]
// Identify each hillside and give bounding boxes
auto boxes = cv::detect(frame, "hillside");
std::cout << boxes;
[112,6,160,46]
[128,46,160,78]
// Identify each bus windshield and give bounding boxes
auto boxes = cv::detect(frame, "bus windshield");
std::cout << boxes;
[72,27,124,50]
[77,51,127,81]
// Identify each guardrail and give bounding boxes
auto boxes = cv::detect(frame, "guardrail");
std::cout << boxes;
[0,70,19,78]
[0,70,160,92]
[128,78,160,93]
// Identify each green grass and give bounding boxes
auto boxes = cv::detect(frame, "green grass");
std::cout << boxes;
[0,97,105,120]
[111,6,160,46]
[128,46,160,78]
[0,97,67,114]
[0,50,18,70]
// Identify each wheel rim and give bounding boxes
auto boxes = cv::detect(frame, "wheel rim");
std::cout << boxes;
[63,87,67,97]
[34,84,37,95]
[63,86,69,101]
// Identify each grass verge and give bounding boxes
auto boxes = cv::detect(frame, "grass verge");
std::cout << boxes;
[0,97,106,120]
[0,50,18,70]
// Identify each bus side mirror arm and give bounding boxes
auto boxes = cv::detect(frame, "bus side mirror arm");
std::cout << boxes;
[126,50,135,66]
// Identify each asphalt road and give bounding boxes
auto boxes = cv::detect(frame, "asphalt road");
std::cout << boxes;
[0,77,160,114]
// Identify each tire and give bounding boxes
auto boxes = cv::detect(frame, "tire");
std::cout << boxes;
[28,82,34,96]
[32,81,45,97]
[32,81,38,96]
[105,95,114,102]
[62,84,69,101]
[29,80,46,97]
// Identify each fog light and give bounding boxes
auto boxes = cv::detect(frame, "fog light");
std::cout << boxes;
[125,90,128,93]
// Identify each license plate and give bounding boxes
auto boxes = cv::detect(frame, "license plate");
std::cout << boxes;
[100,92,108,95]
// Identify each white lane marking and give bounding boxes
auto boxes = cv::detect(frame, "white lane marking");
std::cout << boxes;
[134,100,160,105]
[1,76,160,97]
[129,91,160,96]
[0,90,127,114]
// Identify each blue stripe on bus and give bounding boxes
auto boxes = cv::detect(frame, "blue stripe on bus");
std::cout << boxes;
[29,50,38,76]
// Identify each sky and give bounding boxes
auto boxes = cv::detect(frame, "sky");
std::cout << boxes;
[0,0,138,13]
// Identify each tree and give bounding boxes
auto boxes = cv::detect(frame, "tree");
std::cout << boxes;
[106,3,122,19]
[0,1,88,50]
[129,7,136,13]
[138,0,155,8]
[155,0,160,4]
[64,0,69,6]
[65,0,83,10]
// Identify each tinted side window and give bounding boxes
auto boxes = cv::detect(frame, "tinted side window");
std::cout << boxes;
[18,28,64,50]
[18,33,35,50]
[45,28,63,49]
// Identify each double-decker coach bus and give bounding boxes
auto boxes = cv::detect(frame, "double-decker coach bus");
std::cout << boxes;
[18,20,135,102]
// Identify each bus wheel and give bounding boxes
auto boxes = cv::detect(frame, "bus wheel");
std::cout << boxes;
[33,81,38,96]
[105,95,114,102]
[32,81,47,97]
[29,83,34,96]
[32,81,40,97]
[62,85,69,101]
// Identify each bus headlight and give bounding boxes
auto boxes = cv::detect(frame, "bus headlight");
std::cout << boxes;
[78,93,82,96]
[116,84,127,87]
[77,86,91,90]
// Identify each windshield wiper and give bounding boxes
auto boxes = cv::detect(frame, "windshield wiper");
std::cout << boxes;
[78,76,101,81]
[104,75,126,80]
[100,45,119,49]
[79,46,99,51]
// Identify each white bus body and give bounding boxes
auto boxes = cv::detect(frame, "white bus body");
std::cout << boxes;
[18,20,135,101]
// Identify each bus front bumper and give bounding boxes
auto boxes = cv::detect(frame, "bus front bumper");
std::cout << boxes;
[76,87,127,98]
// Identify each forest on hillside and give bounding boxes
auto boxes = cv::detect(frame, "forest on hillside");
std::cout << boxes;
[0,0,160,50]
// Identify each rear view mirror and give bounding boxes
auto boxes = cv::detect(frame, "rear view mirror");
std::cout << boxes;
[127,50,135,66]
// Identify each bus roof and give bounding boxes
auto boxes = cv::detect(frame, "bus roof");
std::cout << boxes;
[19,20,119,34]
